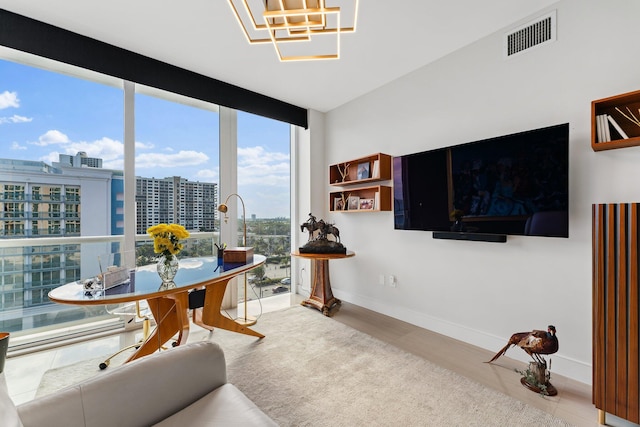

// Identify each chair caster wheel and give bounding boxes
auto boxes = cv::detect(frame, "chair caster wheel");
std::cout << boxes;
[99,362,108,370]
[172,341,178,347]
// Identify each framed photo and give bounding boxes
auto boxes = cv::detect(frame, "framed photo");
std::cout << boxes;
[359,198,374,210]
[357,161,370,180]
[348,195,360,210]
[334,197,345,211]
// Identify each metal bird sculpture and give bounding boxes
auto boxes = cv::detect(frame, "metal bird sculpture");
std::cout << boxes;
[488,325,558,365]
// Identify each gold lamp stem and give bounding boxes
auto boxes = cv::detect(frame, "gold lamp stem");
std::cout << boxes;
[219,193,255,326]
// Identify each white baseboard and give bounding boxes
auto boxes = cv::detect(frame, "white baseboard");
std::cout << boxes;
[333,289,592,386]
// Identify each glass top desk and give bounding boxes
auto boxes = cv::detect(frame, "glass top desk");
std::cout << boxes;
[49,255,266,363]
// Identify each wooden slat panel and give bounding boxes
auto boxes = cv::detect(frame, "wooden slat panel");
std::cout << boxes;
[617,204,628,418]
[605,204,617,414]
[593,203,640,424]
[629,204,640,422]
[593,204,606,408]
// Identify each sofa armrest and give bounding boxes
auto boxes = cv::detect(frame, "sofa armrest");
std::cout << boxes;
[18,341,228,427]
[0,373,23,427]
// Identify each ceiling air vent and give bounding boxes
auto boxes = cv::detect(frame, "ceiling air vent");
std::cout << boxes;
[504,10,556,58]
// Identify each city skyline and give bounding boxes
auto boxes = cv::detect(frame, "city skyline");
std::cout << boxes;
[0,58,291,218]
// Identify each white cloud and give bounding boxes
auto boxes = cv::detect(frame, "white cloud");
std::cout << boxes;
[32,130,70,146]
[135,140,154,150]
[65,137,124,161]
[0,115,32,124]
[238,146,290,186]
[195,168,219,181]
[0,91,19,109]
[38,136,124,165]
[39,151,62,165]
[31,132,210,175]
[238,146,289,165]
[135,150,209,169]
[11,142,27,150]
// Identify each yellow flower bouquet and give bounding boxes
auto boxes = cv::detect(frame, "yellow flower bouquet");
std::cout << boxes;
[147,223,190,286]
[147,223,190,258]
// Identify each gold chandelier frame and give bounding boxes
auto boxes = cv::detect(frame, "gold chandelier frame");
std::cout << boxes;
[227,0,359,62]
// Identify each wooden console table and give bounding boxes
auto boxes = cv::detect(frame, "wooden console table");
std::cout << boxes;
[292,250,355,316]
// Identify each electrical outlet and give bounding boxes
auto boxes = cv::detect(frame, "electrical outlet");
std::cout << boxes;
[388,275,397,287]
[379,274,385,285]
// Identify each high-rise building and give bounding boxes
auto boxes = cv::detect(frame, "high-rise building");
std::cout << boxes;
[0,154,118,320]
[57,152,103,169]
[135,176,217,234]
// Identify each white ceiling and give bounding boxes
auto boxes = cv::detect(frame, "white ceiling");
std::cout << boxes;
[0,0,559,112]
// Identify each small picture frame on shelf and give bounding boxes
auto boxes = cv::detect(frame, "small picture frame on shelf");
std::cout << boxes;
[357,161,370,180]
[359,198,374,210]
[348,195,360,210]
[334,197,345,211]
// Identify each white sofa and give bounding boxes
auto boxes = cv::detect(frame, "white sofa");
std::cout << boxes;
[1,341,277,427]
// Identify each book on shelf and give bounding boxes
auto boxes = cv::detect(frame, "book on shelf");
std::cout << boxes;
[596,114,612,142]
[607,115,629,139]
[596,114,604,142]
[374,192,380,210]
[371,160,380,178]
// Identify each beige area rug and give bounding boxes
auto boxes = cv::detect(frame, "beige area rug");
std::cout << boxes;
[38,306,573,426]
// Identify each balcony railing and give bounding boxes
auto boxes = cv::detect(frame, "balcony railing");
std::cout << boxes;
[0,232,218,339]
[0,229,292,354]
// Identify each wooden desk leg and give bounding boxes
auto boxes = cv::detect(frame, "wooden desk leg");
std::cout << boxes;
[125,292,190,363]
[301,259,341,316]
[196,278,264,338]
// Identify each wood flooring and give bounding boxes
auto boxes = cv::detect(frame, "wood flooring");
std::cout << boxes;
[329,301,634,427]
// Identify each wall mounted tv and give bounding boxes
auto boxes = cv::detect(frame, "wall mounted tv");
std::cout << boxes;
[393,123,569,239]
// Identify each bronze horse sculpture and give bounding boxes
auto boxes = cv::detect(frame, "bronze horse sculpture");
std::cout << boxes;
[300,214,340,243]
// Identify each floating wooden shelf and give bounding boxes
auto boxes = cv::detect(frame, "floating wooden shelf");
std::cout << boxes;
[328,153,392,213]
[592,89,640,151]
[329,153,391,186]
[329,186,391,212]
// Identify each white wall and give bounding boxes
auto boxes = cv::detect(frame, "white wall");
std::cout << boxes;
[318,0,640,385]
[292,111,327,296]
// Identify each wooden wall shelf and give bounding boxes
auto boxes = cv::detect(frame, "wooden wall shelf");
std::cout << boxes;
[592,89,640,151]
[329,186,391,212]
[329,153,391,186]
[328,153,392,213]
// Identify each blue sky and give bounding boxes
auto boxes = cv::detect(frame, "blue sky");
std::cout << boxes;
[0,58,291,218]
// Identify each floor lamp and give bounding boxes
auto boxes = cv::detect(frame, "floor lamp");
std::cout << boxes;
[218,193,257,326]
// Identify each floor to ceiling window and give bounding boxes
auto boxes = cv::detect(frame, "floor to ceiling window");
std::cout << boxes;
[0,48,293,344]
[133,85,220,263]
[0,53,124,334]
[237,112,291,304]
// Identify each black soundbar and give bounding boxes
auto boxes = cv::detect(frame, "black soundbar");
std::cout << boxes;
[432,231,507,243]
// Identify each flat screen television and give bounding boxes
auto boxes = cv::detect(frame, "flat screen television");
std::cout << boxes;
[393,123,569,238]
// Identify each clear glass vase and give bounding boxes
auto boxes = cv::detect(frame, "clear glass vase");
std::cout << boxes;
[157,254,179,289]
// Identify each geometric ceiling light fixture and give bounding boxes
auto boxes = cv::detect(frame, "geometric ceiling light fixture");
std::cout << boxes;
[227,0,359,62]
